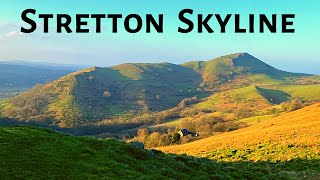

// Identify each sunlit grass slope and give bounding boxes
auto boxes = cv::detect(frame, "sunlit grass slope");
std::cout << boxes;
[158,103,320,163]
[195,85,290,112]
[275,84,320,101]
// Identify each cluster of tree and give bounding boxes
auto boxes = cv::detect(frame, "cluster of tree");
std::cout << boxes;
[282,98,303,112]
[258,98,304,116]
[134,128,181,148]
[0,117,143,139]
[100,96,201,126]
[1,85,54,121]
[177,115,247,136]
[234,105,254,119]
[0,79,88,128]
[132,116,247,148]
[217,76,252,92]
[287,78,320,85]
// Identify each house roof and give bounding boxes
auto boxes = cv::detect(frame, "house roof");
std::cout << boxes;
[180,129,188,134]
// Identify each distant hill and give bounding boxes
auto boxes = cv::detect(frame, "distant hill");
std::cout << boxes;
[0,60,86,71]
[0,61,84,98]
[0,53,318,128]
[158,103,320,163]
[1,126,318,179]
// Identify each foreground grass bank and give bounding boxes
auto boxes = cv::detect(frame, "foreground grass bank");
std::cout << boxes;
[1,126,319,179]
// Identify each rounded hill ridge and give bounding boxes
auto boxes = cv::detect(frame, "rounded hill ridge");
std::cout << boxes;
[0,53,314,127]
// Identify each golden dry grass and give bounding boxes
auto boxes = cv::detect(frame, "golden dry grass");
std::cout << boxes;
[158,103,320,160]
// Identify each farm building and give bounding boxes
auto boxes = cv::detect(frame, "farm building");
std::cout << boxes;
[178,129,198,137]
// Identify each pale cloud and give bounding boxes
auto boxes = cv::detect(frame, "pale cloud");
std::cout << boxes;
[0,22,70,41]
[0,23,24,40]
[4,31,25,38]
[0,23,21,31]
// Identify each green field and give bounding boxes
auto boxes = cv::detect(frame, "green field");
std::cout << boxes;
[276,84,320,101]
[236,115,274,125]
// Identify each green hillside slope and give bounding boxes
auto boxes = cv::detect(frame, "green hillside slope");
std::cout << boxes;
[1,126,319,179]
[159,103,320,162]
[151,85,291,134]
[0,64,202,127]
[0,126,220,179]
[158,104,320,178]
[183,53,306,90]
[195,85,290,112]
[0,53,318,129]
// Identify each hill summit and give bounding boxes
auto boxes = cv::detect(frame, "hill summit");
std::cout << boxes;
[183,53,302,89]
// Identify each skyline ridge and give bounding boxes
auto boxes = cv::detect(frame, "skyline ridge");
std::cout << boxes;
[1,52,318,75]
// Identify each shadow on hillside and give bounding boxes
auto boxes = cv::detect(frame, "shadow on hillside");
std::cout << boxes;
[217,159,320,179]
[159,152,320,179]
[0,118,141,138]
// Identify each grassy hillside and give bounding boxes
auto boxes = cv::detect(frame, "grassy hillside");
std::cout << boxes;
[275,84,320,101]
[152,85,289,126]
[158,103,320,164]
[0,126,219,179]
[0,63,202,127]
[1,53,318,129]
[195,85,290,113]
[1,126,319,179]
[1,54,320,179]
[182,53,305,90]
[147,86,293,140]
